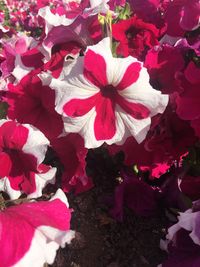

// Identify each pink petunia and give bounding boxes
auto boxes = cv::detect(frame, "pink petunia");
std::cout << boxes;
[0,120,56,199]
[0,189,75,267]
[42,37,168,149]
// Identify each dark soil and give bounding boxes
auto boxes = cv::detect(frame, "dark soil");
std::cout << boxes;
[50,148,167,267]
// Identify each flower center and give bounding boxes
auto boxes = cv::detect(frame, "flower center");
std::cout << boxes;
[100,84,117,98]
[125,27,141,40]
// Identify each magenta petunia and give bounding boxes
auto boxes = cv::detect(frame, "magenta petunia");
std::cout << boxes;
[0,189,74,267]
[51,133,93,194]
[162,0,200,44]
[144,45,185,94]
[108,105,196,179]
[43,37,168,148]
[110,172,157,221]
[6,70,64,141]
[175,61,200,138]
[180,175,200,201]
[0,120,56,199]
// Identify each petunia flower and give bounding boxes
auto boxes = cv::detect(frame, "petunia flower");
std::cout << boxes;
[0,33,43,82]
[42,37,168,149]
[110,169,157,221]
[38,1,110,58]
[175,61,200,139]
[160,229,200,267]
[161,0,200,45]
[108,106,196,179]
[6,69,64,141]
[144,45,185,95]
[0,120,56,199]
[0,189,75,267]
[112,15,160,60]
[167,200,200,246]
[160,199,200,267]
[51,133,93,194]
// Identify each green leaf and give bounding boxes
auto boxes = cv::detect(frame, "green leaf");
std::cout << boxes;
[0,102,8,119]
[114,3,132,22]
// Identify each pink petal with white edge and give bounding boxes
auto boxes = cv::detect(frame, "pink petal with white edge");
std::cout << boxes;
[116,105,151,144]
[118,67,169,116]
[62,107,128,148]
[28,164,56,198]
[62,108,105,148]
[0,189,75,267]
[46,57,99,113]
[0,120,54,198]
[85,37,114,85]
[12,54,34,82]
[0,164,56,200]
[111,56,142,88]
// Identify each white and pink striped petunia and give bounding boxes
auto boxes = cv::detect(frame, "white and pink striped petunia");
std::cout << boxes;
[0,120,56,199]
[0,189,75,267]
[43,37,168,148]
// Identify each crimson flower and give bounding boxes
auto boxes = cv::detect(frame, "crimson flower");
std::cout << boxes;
[112,16,160,60]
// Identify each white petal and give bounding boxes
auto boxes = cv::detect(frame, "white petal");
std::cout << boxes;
[48,57,99,115]
[117,105,151,144]
[86,37,115,84]
[14,228,75,267]
[50,188,69,207]
[160,34,182,45]
[119,67,169,116]
[38,6,77,27]
[12,55,34,82]
[28,167,57,199]
[62,108,103,148]
[0,177,21,199]
[22,124,50,165]
[112,56,139,86]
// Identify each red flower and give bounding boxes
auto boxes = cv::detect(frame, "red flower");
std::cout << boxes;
[112,16,159,60]
[6,70,63,141]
